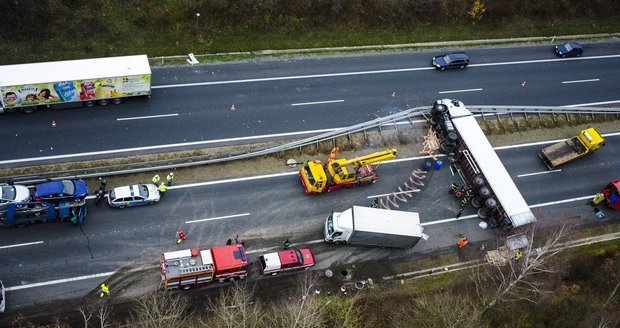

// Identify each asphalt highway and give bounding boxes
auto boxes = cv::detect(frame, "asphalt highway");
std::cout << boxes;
[1,41,620,163]
[1,133,619,312]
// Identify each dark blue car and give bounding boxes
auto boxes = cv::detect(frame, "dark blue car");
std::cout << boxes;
[554,42,583,58]
[34,179,88,203]
[432,52,470,70]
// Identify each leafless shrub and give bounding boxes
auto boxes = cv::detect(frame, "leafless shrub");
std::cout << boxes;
[128,291,189,328]
[203,282,264,328]
[264,272,326,328]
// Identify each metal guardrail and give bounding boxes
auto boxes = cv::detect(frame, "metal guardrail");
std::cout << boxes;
[5,105,620,185]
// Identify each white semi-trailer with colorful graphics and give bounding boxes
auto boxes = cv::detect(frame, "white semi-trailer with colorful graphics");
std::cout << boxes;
[0,55,151,114]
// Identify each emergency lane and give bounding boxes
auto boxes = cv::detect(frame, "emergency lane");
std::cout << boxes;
[2,133,620,310]
[1,42,620,163]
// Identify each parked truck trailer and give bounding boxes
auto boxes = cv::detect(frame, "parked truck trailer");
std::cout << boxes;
[0,55,151,114]
[324,206,423,248]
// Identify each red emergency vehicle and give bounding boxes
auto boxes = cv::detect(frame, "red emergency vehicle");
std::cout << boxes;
[160,244,248,290]
[259,248,315,276]
[602,180,620,210]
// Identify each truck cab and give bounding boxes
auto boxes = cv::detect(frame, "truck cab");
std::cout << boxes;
[324,209,353,243]
[259,249,315,275]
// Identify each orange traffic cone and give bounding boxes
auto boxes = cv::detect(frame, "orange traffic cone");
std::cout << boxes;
[51,120,57,128]
[230,104,236,112]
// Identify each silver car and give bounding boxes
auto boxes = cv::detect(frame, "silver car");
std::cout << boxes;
[107,184,160,208]
[0,184,31,210]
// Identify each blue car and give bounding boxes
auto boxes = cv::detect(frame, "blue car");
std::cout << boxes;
[432,52,470,70]
[34,179,88,203]
[555,42,583,58]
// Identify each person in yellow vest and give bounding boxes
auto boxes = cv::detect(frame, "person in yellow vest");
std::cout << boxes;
[166,172,174,186]
[152,174,160,185]
[158,182,167,197]
[515,250,523,261]
[99,283,110,298]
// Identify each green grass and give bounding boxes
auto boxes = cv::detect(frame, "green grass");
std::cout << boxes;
[2,16,618,65]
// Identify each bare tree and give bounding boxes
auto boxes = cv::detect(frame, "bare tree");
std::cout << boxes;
[265,272,326,328]
[96,300,112,328]
[77,304,94,328]
[473,224,569,311]
[128,291,189,328]
[394,291,488,328]
[203,281,264,328]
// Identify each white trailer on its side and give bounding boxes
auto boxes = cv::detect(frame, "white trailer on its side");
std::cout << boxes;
[0,55,151,114]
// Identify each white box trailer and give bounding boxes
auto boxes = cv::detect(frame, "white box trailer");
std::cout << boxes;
[324,206,423,249]
[0,55,151,114]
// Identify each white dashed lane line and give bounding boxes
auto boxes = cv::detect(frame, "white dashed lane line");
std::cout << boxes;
[291,99,344,106]
[438,88,483,94]
[561,78,600,84]
[116,113,179,121]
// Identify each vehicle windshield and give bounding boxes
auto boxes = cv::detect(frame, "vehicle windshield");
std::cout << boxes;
[442,55,453,64]
[303,165,315,185]
[62,180,75,194]
[0,186,16,200]
[108,190,116,200]
[564,43,573,51]
[138,185,149,197]
[295,249,304,264]
[326,215,334,234]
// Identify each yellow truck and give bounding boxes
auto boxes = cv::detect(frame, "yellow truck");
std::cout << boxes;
[299,148,397,194]
[538,127,605,169]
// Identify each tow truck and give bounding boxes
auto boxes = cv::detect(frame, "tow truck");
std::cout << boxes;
[0,201,86,227]
[160,244,248,290]
[539,127,605,169]
[593,180,620,210]
[258,248,315,275]
[299,148,397,194]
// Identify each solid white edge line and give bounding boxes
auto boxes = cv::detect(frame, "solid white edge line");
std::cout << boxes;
[291,99,344,106]
[438,88,483,94]
[563,99,620,107]
[561,78,600,84]
[0,241,44,249]
[517,169,562,178]
[6,271,116,291]
[185,213,250,224]
[150,54,620,90]
[117,113,179,121]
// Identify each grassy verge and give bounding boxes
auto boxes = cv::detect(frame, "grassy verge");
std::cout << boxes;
[2,17,619,65]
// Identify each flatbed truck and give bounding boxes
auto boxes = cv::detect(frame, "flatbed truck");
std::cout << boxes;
[538,127,604,169]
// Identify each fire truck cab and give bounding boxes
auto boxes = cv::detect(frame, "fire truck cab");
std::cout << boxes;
[160,244,248,290]
[259,248,315,275]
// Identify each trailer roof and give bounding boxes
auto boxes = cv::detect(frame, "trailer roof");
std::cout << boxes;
[0,55,151,87]
[446,100,536,227]
[350,206,422,237]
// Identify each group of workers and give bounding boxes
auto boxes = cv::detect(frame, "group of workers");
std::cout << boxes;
[450,183,474,219]
[152,172,175,196]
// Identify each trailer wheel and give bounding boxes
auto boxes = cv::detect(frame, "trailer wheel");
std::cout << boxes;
[5,107,17,114]
[21,106,37,114]
[84,101,95,108]
[15,223,29,228]
[98,99,109,106]
[112,98,123,105]
[181,285,192,290]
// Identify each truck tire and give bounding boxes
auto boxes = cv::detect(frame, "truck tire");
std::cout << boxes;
[112,98,123,105]
[5,107,17,114]
[84,101,95,108]
[21,106,36,114]
[181,285,192,290]
[98,99,109,106]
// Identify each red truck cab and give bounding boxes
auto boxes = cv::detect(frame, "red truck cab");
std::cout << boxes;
[259,248,315,275]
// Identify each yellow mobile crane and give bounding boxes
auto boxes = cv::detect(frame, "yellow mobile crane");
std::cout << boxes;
[299,148,397,194]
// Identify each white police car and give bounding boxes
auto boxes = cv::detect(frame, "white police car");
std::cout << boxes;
[107,184,160,208]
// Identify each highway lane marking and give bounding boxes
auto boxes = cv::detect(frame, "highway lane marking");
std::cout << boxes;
[438,88,483,94]
[5,271,116,291]
[291,99,344,106]
[2,194,602,291]
[563,99,620,107]
[185,213,250,224]
[0,120,425,165]
[0,241,44,249]
[517,169,562,178]
[151,54,620,89]
[116,113,179,121]
[494,131,620,150]
[561,78,600,84]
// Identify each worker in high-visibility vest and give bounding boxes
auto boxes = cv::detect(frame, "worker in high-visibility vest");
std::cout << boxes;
[100,283,110,298]
[158,182,167,197]
[152,174,160,185]
[514,250,523,261]
[166,172,174,186]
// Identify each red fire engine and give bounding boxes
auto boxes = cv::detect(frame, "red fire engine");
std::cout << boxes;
[160,244,248,290]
